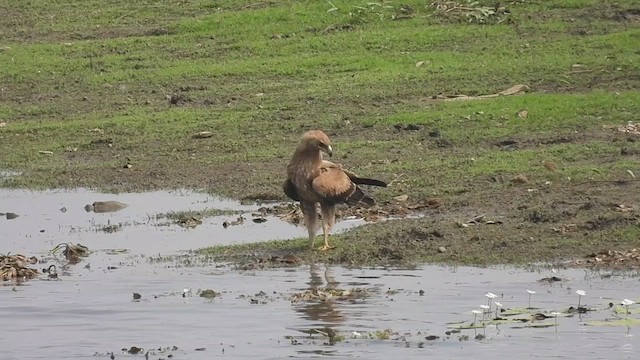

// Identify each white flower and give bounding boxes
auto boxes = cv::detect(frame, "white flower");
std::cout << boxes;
[622,299,635,306]
[471,310,483,315]
[485,292,497,299]
[494,301,503,307]
[576,290,586,296]
[352,331,362,337]
[480,304,490,310]
[526,290,536,295]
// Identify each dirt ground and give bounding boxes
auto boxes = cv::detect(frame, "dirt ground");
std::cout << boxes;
[1,1,639,268]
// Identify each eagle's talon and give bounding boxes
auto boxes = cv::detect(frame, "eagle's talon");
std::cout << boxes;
[317,244,333,251]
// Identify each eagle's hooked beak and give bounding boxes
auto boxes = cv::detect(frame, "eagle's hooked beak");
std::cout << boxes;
[323,144,333,157]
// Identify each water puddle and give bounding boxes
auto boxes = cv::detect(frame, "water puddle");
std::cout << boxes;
[1,189,639,359]
[0,188,365,254]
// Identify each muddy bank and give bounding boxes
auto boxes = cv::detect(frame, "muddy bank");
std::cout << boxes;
[2,187,639,269]
[201,187,640,268]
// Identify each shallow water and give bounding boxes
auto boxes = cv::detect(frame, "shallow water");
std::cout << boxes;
[0,188,364,254]
[1,189,639,359]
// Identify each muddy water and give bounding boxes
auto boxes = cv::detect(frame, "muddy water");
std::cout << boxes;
[1,189,639,359]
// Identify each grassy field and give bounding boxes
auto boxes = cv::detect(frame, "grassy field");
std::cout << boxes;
[1,0,639,266]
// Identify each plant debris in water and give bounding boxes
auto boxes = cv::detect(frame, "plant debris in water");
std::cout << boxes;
[51,243,90,264]
[291,287,375,303]
[0,253,39,281]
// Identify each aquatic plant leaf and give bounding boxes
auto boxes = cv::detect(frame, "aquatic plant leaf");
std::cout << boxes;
[446,321,487,330]
[587,318,640,327]
[511,323,556,329]
[613,306,640,315]
[499,308,531,316]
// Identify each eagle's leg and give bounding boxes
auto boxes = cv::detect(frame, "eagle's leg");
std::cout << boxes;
[301,201,319,250]
[318,203,335,251]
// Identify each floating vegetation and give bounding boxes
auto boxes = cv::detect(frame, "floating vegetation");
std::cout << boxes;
[51,243,90,263]
[42,264,59,279]
[157,209,240,222]
[587,318,640,328]
[371,329,395,340]
[238,290,277,305]
[222,215,245,228]
[0,253,39,281]
[156,208,245,229]
[100,223,122,233]
[449,286,640,336]
[177,216,203,229]
[291,287,374,303]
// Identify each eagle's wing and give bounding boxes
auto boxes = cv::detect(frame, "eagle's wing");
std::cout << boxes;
[312,166,375,206]
[321,160,387,188]
[282,178,300,201]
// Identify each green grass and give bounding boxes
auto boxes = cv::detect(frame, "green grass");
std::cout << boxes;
[1,0,640,266]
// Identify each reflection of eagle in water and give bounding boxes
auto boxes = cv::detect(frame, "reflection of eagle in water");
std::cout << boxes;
[283,130,387,250]
[297,264,343,324]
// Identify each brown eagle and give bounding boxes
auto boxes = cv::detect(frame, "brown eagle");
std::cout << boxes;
[283,130,387,250]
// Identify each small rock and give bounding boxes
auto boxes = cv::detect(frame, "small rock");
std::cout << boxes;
[425,335,440,341]
[517,109,528,118]
[133,293,142,300]
[85,201,129,213]
[127,346,143,355]
[438,246,447,253]
[200,289,219,299]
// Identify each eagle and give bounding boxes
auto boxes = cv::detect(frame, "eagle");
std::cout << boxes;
[283,130,387,250]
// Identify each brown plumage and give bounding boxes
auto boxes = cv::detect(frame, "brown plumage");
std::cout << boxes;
[283,130,387,250]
